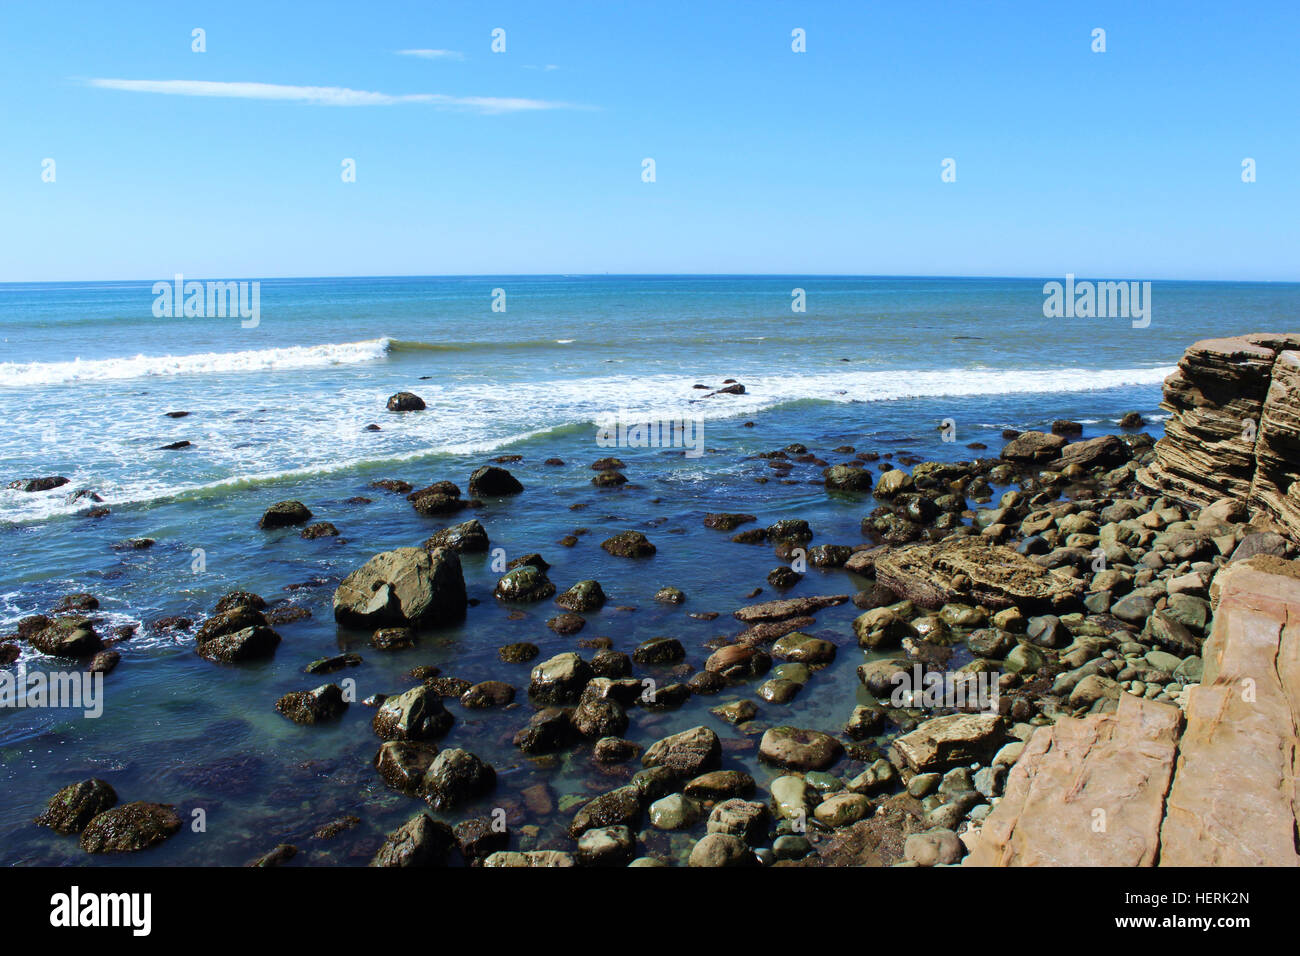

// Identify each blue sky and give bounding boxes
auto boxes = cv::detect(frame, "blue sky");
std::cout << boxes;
[1,0,1297,281]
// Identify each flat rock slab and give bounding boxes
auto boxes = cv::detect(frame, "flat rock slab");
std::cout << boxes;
[964,694,1182,866]
[874,538,1083,612]
[890,713,1004,772]
[733,595,849,623]
[1158,558,1300,866]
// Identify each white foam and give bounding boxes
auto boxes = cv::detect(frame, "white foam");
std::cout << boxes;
[0,338,392,387]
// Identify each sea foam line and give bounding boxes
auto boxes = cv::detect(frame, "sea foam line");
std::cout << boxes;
[0,338,393,387]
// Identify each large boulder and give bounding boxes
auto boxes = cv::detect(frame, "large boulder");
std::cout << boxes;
[27,617,103,658]
[467,465,522,497]
[333,547,467,629]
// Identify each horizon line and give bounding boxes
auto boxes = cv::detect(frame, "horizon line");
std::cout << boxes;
[3,271,1300,287]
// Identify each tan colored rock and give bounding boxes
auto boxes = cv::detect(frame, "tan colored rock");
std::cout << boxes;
[874,538,1083,612]
[964,694,1183,866]
[1158,559,1300,866]
[890,713,1003,772]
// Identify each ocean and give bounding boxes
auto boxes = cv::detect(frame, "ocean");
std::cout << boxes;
[1,274,1296,865]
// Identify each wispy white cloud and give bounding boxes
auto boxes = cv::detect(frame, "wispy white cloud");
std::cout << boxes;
[87,78,582,113]
[396,49,465,60]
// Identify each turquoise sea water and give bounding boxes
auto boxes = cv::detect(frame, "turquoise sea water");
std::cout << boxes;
[1,275,1297,865]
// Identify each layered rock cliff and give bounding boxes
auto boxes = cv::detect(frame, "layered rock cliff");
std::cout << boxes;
[1138,333,1300,539]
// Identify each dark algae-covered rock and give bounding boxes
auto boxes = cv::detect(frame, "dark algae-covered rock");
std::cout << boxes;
[34,779,118,834]
[78,802,182,854]
[601,530,656,557]
[275,684,348,724]
[257,499,312,529]
[386,391,427,411]
[371,813,454,867]
[467,465,523,497]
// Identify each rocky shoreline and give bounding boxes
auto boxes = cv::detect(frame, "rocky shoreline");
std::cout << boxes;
[10,332,1300,867]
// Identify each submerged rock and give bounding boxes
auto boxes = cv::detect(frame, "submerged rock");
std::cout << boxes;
[601,530,656,558]
[79,802,181,854]
[34,779,118,835]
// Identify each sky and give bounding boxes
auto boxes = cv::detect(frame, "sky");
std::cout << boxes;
[1,0,1297,282]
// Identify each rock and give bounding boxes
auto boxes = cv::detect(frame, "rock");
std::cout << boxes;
[577,825,636,866]
[873,468,913,499]
[78,802,181,853]
[904,828,964,866]
[571,698,628,738]
[333,547,467,628]
[421,749,496,810]
[374,740,439,793]
[712,699,758,724]
[642,726,721,778]
[891,714,1004,772]
[459,680,515,709]
[498,642,539,664]
[814,792,872,827]
[593,736,640,763]
[1231,531,1290,562]
[684,770,755,801]
[28,617,103,658]
[1159,558,1300,864]
[707,799,769,842]
[569,786,643,837]
[529,652,593,704]
[654,586,685,604]
[704,513,756,531]
[258,500,312,529]
[275,684,348,724]
[556,579,606,611]
[733,594,849,623]
[1068,674,1121,710]
[372,685,454,740]
[370,813,455,866]
[964,695,1182,866]
[453,818,509,863]
[705,644,771,679]
[482,850,575,867]
[371,626,415,650]
[632,637,685,665]
[467,465,522,497]
[513,707,573,754]
[494,565,556,603]
[386,391,426,411]
[422,519,489,553]
[1110,592,1155,625]
[1055,435,1129,471]
[758,726,843,771]
[758,677,800,703]
[824,464,873,492]
[688,832,757,867]
[770,775,809,820]
[600,530,656,558]
[874,538,1083,611]
[1001,431,1067,462]
[196,625,281,663]
[34,779,118,834]
[771,631,836,663]
[89,649,121,673]
[300,521,338,539]
[649,794,702,830]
